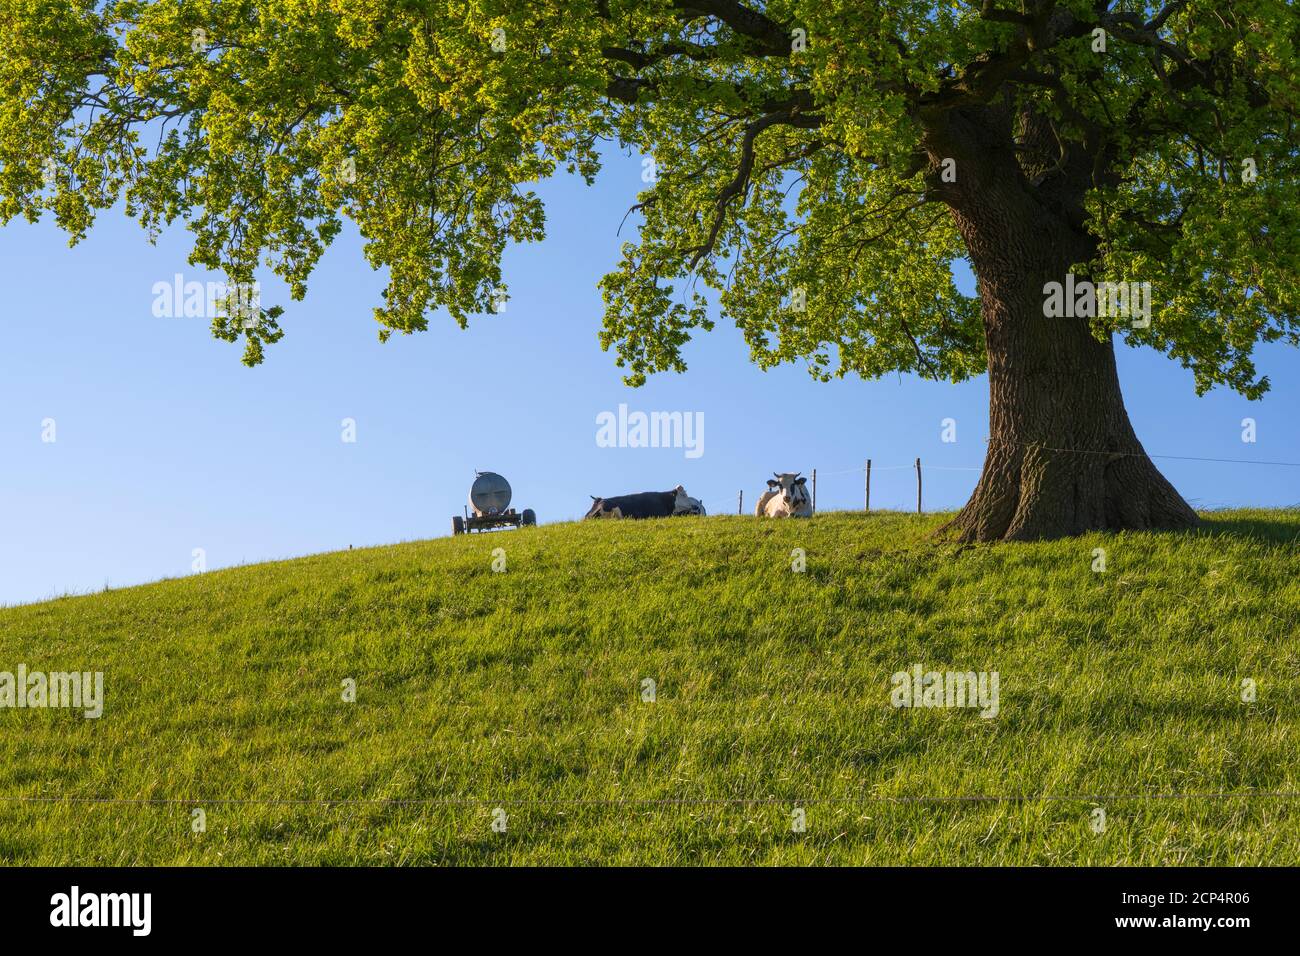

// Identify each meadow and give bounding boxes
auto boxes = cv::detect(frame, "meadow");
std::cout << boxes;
[1,510,1297,865]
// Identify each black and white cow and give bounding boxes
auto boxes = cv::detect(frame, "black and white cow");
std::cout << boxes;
[585,485,703,519]
[755,472,812,517]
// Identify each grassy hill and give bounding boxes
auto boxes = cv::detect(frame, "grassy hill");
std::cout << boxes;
[2,510,1299,865]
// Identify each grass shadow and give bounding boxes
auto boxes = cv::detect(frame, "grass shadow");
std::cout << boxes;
[1193,510,1300,546]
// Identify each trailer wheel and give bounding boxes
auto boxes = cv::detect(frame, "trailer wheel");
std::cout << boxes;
[452,516,465,535]
[521,509,536,527]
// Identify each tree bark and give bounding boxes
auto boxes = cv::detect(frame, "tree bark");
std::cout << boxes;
[939,280,1200,542]
[924,107,1199,542]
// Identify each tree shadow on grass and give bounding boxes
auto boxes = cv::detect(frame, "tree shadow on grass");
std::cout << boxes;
[1192,510,1300,546]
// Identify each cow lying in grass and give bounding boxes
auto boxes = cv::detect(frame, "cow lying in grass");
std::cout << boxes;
[585,486,704,519]
[755,472,812,517]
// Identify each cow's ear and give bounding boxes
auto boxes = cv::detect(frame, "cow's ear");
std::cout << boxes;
[767,479,779,489]
[795,477,807,486]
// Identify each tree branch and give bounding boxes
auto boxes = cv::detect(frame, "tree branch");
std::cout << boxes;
[670,0,792,56]
[688,107,818,270]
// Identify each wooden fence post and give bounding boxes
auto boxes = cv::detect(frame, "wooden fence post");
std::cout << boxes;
[738,490,743,515]
[865,459,871,512]
[915,457,922,514]
[811,468,817,515]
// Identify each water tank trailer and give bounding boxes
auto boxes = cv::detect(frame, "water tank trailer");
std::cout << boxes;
[452,471,536,535]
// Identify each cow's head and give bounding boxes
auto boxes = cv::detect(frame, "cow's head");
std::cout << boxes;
[585,496,617,519]
[771,472,808,508]
[673,486,705,516]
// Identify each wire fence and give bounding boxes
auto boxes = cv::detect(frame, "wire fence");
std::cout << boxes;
[728,441,1300,515]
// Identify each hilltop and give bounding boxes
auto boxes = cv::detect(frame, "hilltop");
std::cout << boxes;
[1,511,1298,864]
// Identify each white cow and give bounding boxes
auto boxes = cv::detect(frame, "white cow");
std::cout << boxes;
[755,472,812,517]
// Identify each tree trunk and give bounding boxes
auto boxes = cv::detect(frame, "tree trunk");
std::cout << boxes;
[940,301,1200,543]
[928,110,1199,542]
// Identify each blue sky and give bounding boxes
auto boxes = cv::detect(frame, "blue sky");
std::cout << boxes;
[2,149,1298,606]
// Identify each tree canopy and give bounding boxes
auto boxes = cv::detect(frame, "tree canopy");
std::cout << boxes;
[2,0,1297,393]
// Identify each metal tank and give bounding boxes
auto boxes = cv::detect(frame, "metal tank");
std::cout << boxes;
[453,471,535,534]
[469,471,512,516]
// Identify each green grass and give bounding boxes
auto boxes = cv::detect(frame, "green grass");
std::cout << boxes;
[2,510,1299,865]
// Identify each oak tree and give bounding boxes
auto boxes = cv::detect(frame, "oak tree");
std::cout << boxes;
[3,1,1298,539]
